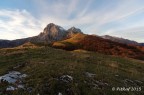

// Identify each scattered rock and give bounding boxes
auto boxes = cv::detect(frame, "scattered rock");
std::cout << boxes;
[134,80,143,84]
[123,79,144,86]
[17,84,24,89]
[13,63,25,70]
[115,75,119,77]
[0,71,27,92]
[92,83,99,89]
[0,71,20,84]
[19,74,27,78]
[6,86,17,91]
[85,72,96,78]
[0,71,27,84]
[65,88,74,95]
[60,75,73,83]
[123,79,133,86]
[84,80,87,83]
[84,72,109,90]
[27,87,33,93]
[58,92,62,95]
[85,79,109,90]
[125,79,134,83]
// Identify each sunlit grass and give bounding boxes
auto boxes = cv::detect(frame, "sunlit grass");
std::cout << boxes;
[0,46,144,95]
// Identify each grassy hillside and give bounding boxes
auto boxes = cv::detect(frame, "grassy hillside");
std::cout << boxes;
[53,33,86,50]
[0,45,144,95]
[52,34,144,60]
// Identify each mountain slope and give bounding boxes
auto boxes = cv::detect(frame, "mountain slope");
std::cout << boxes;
[102,35,139,45]
[0,23,144,95]
[35,23,67,42]
[66,27,83,38]
[53,34,144,60]
[140,43,144,46]
[53,33,86,50]
[31,23,83,43]
[0,23,82,48]
[0,38,30,48]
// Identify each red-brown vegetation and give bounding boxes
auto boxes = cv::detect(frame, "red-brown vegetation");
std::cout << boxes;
[52,34,144,60]
[78,35,144,59]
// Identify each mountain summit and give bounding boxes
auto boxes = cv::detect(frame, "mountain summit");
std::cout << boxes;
[35,23,83,42]
[0,23,83,47]
[66,27,83,38]
[36,23,67,42]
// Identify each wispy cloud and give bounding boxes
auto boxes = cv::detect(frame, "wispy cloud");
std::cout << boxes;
[104,26,144,42]
[34,0,144,29]
[0,9,42,40]
[0,0,144,42]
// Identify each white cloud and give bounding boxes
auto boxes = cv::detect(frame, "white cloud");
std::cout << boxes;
[95,1,144,26]
[0,9,42,40]
[0,0,144,42]
[34,0,144,29]
[104,27,144,42]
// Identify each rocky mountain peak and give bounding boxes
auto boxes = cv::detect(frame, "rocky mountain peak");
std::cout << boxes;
[37,23,67,42]
[68,27,82,33]
[36,23,83,42]
[43,23,65,34]
[66,27,83,38]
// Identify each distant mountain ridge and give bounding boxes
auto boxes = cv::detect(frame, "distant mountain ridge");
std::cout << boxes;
[140,43,144,46]
[1,23,143,48]
[0,38,29,48]
[0,23,82,48]
[0,23,144,60]
[52,33,144,60]
[102,35,144,46]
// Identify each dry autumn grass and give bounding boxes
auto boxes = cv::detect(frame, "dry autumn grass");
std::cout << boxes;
[0,44,144,95]
[52,34,144,60]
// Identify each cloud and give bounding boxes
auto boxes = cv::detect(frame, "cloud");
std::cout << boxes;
[95,1,144,26]
[0,0,144,42]
[0,9,42,40]
[33,0,144,29]
[103,26,144,42]
[33,0,95,27]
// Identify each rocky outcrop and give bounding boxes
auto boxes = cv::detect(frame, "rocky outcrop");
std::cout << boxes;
[0,23,83,48]
[66,27,83,38]
[35,24,83,43]
[36,23,67,42]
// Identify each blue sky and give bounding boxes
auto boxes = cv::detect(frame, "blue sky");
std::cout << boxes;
[0,0,144,42]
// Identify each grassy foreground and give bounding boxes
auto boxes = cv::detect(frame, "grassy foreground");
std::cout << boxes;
[0,46,144,95]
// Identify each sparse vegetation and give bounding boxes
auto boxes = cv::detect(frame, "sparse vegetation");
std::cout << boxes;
[52,34,144,60]
[0,45,144,95]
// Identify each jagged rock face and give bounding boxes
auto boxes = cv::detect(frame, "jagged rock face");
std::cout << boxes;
[66,27,83,38]
[0,23,83,48]
[36,23,83,42]
[37,23,67,42]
